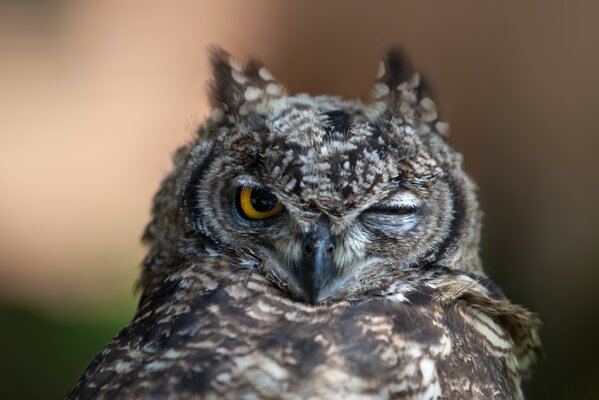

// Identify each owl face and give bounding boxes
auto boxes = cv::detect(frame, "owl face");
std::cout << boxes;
[178,48,482,304]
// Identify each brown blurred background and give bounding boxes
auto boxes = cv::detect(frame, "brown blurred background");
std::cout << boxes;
[1,1,598,398]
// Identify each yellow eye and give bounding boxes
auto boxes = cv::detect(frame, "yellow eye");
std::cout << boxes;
[239,187,283,220]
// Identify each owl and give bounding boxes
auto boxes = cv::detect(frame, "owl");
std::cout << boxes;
[67,48,541,400]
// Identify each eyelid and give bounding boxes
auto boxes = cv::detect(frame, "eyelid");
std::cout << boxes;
[384,192,422,209]
[234,178,263,190]
[365,192,422,214]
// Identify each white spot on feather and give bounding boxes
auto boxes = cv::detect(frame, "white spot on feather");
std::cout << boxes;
[145,361,168,371]
[232,70,248,84]
[386,293,408,303]
[257,300,283,314]
[420,97,436,112]
[234,355,289,380]
[421,381,442,400]
[244,87,263,101]
[377,60,386,79]
[216,372,231,383]
[113,361,133,373]
[259,67,274,80]
[420,358,436,386]
[163,349,189,359]
[285,178,297,191]
[410,72,421,88]
[373,83,390,99]
[266,83,282,96]
[437,334,452,357]
[228,56,242,72]
[435,121,450,136]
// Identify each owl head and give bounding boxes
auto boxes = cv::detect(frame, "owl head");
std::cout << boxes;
[141,48,483,305]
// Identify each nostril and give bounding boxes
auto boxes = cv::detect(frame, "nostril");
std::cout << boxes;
[304,243,314,255]
[326,245,334,255]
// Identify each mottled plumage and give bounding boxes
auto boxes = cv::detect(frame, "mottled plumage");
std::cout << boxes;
[67,48,541,399]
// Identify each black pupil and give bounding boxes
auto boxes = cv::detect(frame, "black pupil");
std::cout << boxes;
[250,188,278,212]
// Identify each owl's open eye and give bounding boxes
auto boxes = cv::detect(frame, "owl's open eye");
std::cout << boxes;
[238,187,283,220]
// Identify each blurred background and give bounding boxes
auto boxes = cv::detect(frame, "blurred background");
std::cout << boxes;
[1,1,598,398]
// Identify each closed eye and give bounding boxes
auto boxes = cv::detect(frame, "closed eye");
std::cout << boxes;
[363,206,417,216]
[360,204,421,234]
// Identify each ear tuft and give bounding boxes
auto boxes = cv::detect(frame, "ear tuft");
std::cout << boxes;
[208,46,286,116]
[380,47,415,92]
[371,47,449,137]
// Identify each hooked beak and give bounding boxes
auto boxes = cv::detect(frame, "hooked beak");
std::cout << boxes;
[298,216,337,304]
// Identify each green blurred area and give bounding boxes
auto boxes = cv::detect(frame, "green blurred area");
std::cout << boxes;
[0,296,137,400]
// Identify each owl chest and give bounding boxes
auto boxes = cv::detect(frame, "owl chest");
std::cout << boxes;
[172,287,451,398]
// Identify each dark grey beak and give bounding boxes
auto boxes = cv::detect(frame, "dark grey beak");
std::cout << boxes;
[299,216,336,304]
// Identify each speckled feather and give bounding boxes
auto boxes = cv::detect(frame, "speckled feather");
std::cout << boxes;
[67,48,541,399]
